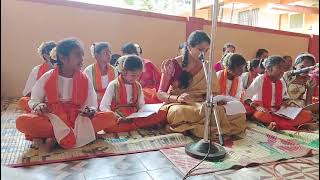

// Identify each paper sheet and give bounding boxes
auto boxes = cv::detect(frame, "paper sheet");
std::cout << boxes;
[273,107,302,120]
[223,101,246,115]
[126,103,164,119]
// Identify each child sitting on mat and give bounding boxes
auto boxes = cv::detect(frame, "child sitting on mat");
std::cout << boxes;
[216,53,246,100]
[16,38,118,152]
[99,55,166,133]
[243,56,313,131]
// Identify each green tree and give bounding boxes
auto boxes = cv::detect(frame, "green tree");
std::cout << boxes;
[140,0,154,11]
[124,0,134,5]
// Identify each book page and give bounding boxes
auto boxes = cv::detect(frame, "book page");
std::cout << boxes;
[126,111,155,119]
[223,101,246,115]
[137,103,164,113]
[125,103,164,119]
[273,107,302,120]
[211,95,238,104]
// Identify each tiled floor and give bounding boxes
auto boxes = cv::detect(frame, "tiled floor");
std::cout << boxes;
[2,151,319,180]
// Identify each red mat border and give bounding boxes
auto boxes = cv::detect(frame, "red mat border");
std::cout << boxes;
[5,143,189,168]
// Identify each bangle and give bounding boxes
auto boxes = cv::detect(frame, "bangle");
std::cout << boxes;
[176,95,180,102]
[167,95,172,103]
[32,102,41,110]
[249,101,255,107]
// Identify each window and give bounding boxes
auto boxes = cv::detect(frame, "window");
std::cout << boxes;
[238,10,250,25]
[289,13,304,29]
[251,8,259,26]
[238,8,259,26]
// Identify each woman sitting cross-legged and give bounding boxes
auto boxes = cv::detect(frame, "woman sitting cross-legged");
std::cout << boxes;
[157,30,247,138]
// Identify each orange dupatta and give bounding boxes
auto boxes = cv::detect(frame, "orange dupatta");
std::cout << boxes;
[36,63,50,80]
[262,74,283,110]
[111,75,141,117]
[44,68,88,128]
[219,69,239,97]
[92,63,115,93]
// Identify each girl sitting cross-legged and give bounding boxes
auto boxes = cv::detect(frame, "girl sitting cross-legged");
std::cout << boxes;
[16,38,118,151]
[216,53,246,100]
[99,55,166,133]
[243,55,313,131]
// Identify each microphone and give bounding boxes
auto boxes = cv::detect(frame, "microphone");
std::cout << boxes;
[198,52,205,62]
[290,63,319,76]
[199,52,208,81]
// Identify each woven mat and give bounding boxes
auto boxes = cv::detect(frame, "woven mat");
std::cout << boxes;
[161,123,319,176]
[1,102,193,167]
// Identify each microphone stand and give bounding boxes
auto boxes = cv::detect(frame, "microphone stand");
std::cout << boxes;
[185,0,226,161]
[199,53,224,146]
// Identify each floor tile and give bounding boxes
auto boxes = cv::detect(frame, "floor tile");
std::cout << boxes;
[147,167,183,180]
[83,154,147,180]
[136,151,173,170]
[186,173,216,180]
[95,172,152,180]
[1,165,51,180]
[3,160,89,180]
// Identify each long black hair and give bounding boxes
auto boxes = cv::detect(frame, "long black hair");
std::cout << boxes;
[179,30,210,89]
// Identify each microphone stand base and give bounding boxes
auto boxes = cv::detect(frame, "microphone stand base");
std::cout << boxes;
[185,139,226,161]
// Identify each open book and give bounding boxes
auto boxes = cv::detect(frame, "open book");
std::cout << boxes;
[211,95,246,115]
[126,103,165,119]
[272,107,302,120]
[211,95,238,103]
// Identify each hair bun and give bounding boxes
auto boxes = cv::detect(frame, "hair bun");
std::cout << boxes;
[37,42,46,55]
[49,47,57,61]
[222,53,234,68]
